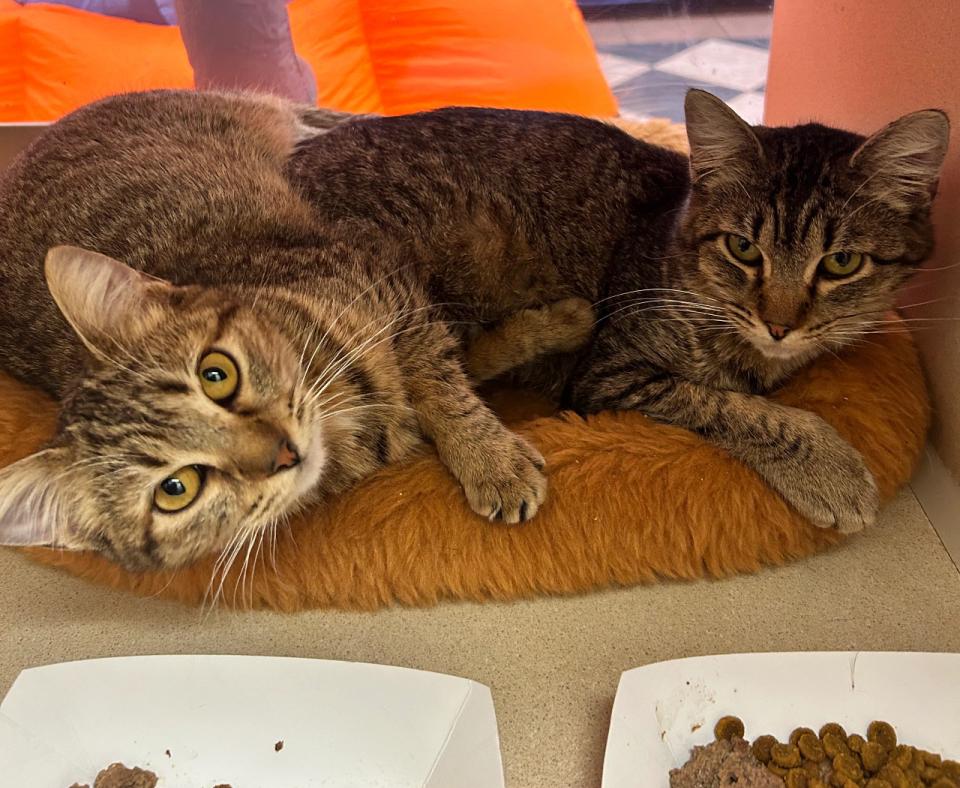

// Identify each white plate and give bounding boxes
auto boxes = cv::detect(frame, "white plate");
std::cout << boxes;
[602,651,960,787]
[0,655,504,788]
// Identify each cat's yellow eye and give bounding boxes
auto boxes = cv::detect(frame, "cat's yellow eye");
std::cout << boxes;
[154,465,204,513]
[198,351,239,402]
[723,234,763,266]
[820,251,865,278]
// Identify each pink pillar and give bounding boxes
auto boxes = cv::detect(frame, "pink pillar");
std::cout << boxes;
[765,0,960,478]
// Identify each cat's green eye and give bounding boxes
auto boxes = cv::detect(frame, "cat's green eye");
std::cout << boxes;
[723,234,763,266]
[154,465,204,513]
[819,251,865,278]
[198,351,239,402]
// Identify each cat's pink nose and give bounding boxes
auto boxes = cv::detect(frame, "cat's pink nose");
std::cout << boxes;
[765,322,792,340]
[273,439,301,472]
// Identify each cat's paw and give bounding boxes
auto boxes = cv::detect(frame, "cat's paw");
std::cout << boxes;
[538,297,596,353]
[459,431,547,524]
[770,416,879,534]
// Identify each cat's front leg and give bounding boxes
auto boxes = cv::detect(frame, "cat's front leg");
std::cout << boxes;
[571,368,879,533]
[464,297,595,382]
[397,317,547,523]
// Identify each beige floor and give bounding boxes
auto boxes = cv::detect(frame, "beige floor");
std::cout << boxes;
[1,488,959,787]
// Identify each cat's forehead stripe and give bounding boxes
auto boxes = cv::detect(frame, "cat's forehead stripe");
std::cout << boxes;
[213,302,242,340]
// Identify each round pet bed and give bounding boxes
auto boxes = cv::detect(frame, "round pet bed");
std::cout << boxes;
[4,119,930,610]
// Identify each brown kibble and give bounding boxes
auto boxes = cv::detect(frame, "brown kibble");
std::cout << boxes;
[862,741,887,773]
[905,772,924,788]
[274,740,284,752]
[824,733,851,759]
[786,768,809,787]
[868,721,898,751]
[820,723,847,741]
[678,717,953,788]
[213,784,234,788]
[803,759,823,778]
[799,732,826,762]
[891,745,914,770]
[834,752,864,781]
[848,734,866,753]
[772,743,803,768]
[878,764,908,787]
[713,715,744,741]
[752,734,777,763]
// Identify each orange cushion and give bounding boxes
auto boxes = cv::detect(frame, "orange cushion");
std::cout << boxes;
[0,0,617,121]
[0,0,24,119]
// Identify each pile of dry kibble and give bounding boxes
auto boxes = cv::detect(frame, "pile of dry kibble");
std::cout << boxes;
[714,716,960,787]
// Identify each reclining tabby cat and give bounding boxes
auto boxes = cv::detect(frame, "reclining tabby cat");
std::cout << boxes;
[286,91,949,534]
[0,92,592,570]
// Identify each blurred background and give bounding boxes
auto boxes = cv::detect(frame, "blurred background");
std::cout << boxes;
[582,0,771,123]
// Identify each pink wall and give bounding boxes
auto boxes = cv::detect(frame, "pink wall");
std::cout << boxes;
[765,0,960,478]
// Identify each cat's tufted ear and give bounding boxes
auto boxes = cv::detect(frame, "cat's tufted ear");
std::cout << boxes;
[684,89,764,187]
[850,109,950,210]
[0,447,91,550]
[44,246,174,354]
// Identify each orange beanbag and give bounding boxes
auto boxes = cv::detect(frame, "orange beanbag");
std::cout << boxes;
[0,0,616,121]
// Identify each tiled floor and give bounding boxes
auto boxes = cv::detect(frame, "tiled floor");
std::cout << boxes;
[585,10,772,124]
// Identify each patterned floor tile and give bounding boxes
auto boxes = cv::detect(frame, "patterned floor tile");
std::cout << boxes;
[595,52,651,87]
[596,40,696,63]
[591,20,771,124]
[724,90,765,124]
[614,70,739,123]
[653,38,769,92]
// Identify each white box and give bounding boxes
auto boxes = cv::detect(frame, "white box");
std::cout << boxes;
[602,651,960,788]
[0,655,504,787]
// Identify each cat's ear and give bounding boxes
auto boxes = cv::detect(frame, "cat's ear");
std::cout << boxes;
[684,89,763,187]
[0,447,90,549]
[850,109,950,208]
[44,246,174,352]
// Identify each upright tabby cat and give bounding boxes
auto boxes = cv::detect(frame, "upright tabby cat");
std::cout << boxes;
[287,90,949,533]
[0,91,592,569]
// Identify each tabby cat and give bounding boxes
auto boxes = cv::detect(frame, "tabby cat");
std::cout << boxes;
[0,91,593,570]
[287,90,949,533]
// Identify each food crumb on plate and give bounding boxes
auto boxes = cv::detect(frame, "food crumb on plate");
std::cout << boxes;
[275,739,284,752]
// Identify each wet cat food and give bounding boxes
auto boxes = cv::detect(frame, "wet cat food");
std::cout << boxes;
[68,762,158,788]
[672,717,960,787]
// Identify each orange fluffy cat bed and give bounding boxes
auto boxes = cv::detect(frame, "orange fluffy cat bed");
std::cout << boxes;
[4,120,930,611]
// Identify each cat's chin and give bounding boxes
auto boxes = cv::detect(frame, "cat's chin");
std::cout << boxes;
[746,334,812,362]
